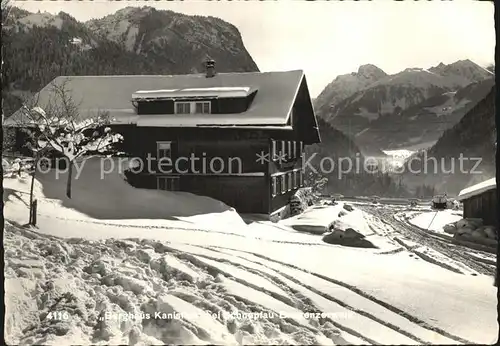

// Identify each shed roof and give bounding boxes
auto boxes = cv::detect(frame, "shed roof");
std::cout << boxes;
[456,177,497,201]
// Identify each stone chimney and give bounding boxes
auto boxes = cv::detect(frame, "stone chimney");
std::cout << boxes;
[205,59,216,78]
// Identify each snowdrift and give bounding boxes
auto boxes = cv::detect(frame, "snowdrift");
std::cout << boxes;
[37,157,236,219]
[443,218,498,247]
[280,203,346,235]
[409,210,497,247]
[3,157,247,230]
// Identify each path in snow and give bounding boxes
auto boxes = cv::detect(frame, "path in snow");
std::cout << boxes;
[5,222,482,345]
[362,205,496,276]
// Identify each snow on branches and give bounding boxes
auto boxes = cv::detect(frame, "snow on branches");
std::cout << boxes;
[23,106,123,161]
[18,80,123,162]
[15,80,124,199]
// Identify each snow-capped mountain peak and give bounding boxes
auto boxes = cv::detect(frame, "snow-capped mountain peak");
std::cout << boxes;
[84,5,256,67]
[314,64,387,109]
[429,59,493,85]
[314,59,494,154]
[85,7,152,52]
[372,67,451,90]
[357,64,387,79]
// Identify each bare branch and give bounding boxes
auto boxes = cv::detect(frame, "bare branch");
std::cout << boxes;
[12,78,123,170]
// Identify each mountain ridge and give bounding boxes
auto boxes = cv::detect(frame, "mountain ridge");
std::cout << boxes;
[2,6,259,117]
[398,86,496,194]
[314,59,494,154]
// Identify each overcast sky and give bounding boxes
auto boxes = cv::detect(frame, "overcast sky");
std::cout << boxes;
[14,0,495,97]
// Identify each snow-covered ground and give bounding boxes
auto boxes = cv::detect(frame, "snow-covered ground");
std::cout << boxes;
[407,210,463,235]
[3,158,498,345]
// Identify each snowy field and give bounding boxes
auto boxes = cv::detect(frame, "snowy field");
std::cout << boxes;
[407,210,463,235]
[3,158,498,345]
[381,149,416,170]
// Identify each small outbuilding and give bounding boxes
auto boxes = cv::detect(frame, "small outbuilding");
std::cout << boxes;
[432,195,448,210]
[457,178,497,227]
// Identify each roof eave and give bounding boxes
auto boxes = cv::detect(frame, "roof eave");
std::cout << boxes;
[284,71,305,124]
[457,185,497,201]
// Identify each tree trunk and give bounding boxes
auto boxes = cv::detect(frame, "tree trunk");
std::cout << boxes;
[66,161,73,199]
[29,159,37,224]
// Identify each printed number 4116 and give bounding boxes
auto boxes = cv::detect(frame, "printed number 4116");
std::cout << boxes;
[46,311,70,320]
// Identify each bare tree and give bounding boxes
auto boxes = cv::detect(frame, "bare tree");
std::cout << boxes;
[17,79,123,202]
[1,0,13,216]
[1,0,13,23]
[23,132,51,224]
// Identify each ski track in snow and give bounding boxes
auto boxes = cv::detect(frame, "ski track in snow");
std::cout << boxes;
[3,171,495,345]
[5,222,473,345]
[363,206,496,276]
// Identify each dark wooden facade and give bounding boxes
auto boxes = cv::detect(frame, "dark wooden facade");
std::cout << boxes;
[462,188,498,227]
[119,124,307,214]
[118,73,318,215]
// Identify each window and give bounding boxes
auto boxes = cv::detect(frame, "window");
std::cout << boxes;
[175,101,211,114]
[281,140,286,159]
[157,176,179,191]
[195,102,210,114]
[288,172,292,191]
[175,102,191,114]
[293,141,297,159]
[299,141,303,157]
[294,170,298,188]
[157,141,172,159]
[281,175,286,194]
[271,176,277,197]
[299,169,304,187]
[288,141,292,160]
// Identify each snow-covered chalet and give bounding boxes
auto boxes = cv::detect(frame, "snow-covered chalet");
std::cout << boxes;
[5,60,321,216]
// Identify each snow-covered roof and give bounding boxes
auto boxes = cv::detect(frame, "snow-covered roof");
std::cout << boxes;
[132,87,254,100]
[6,71,321,143]
[456,177,497,201]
